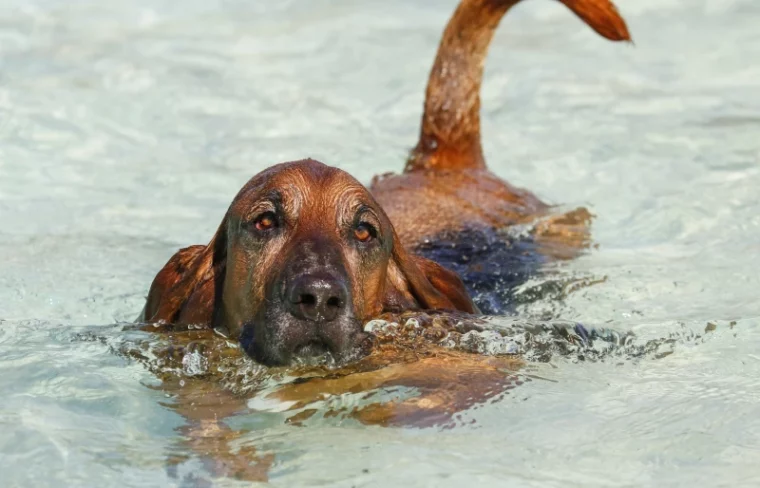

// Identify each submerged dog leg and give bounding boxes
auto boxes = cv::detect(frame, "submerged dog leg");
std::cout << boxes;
[270,349,525,428]
[166,380,274,482]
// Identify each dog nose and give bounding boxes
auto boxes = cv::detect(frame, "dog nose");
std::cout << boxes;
[286,273,347,322]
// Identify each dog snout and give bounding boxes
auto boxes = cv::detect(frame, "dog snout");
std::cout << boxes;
[286,272,347,322]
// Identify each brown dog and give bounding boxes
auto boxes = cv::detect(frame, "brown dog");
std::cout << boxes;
[140,0,630,366]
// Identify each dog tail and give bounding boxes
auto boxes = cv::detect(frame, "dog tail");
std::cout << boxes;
[404,0,631,173]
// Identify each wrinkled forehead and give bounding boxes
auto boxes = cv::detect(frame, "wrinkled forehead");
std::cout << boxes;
[228,161,379,222]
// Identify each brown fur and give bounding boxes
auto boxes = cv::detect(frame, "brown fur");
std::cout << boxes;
[373,0,630,247]
[140,0,632,478]
[142,0,629,336]
[141,161,476,334]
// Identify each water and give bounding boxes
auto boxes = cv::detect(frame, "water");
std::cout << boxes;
[1,0,760,486]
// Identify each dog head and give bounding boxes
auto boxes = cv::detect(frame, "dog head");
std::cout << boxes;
[143,159,475,365]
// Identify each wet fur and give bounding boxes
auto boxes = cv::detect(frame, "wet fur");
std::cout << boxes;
[141,0,630,350]
[141,161,475,364]
[138,0,632,480]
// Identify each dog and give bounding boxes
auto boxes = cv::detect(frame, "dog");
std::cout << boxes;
[139,0,630,367]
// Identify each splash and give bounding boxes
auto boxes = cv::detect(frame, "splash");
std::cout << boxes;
[99,312,729,428]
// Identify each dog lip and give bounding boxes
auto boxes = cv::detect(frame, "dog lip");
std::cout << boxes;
[293,340,330,358]
[242,310,370,366]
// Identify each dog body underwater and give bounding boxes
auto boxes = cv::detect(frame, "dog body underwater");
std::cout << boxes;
[140,0,631,366]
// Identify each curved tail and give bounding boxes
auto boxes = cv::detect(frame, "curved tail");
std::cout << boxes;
[405,0,631,173]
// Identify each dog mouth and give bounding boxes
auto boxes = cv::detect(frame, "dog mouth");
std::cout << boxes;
[294,340,330,358]
[289,333,372,367]
[289,339,340,367]
[241,310,372,367]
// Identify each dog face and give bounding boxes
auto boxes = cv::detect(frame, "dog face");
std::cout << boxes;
[143,159,476,366]
[221,160,399,365]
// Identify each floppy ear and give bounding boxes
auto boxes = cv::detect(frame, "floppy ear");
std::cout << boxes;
[384,235,478,315]
[140,222,227,328]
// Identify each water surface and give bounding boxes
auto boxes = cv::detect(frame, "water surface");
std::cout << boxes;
[1,0,759,486]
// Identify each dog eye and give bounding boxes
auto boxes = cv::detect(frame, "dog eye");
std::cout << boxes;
[254,212,277,231]
[354,223,376,243]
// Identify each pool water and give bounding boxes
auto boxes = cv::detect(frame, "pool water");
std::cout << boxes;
[1,0,759,486]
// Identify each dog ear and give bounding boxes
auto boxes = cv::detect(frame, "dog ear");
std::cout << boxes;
[141,223,227,328]
[384,234,478,314]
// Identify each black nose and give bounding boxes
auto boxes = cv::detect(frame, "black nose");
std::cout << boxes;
[286,273,348,322]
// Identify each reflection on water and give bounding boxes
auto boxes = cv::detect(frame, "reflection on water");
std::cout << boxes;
[83,312,729,481]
